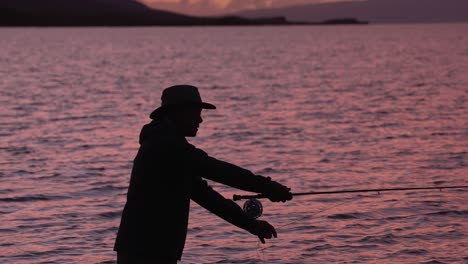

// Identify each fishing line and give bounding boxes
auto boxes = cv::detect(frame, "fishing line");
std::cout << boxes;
[255,239,266,263]
[277,199,351,229]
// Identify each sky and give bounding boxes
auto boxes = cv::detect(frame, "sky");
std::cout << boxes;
[139,0,356,16]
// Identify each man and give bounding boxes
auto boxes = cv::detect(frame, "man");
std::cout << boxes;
[114,85,293,263]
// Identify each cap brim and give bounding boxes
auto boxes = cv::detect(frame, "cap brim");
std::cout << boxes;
[201,102,216,110]
[150,102,216,119]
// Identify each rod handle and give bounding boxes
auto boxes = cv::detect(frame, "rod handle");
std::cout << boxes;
[233,194,265,201]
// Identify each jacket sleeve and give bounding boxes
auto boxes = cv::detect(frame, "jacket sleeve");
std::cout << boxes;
[190,177,255,232]
[182,144,270,193]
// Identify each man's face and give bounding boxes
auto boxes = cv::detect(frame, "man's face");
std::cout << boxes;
[173,106,203,137]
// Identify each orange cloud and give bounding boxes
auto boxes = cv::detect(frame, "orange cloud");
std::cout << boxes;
[139,0,356,16]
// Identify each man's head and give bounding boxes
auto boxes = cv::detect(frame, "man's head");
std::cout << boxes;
[165,105,203,137]
[150,85,216,137]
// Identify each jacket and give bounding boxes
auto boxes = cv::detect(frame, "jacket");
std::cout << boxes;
[114,119,270,260]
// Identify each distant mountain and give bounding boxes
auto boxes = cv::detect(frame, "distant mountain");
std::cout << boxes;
[238,0,468,24]
[0,0,292,26]
[0,0,198,25]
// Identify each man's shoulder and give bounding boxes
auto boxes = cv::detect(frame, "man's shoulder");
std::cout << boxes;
[139,121,186,146]
[141,133,188,149]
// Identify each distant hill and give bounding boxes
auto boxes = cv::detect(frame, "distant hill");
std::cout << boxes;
[0,0,196,25]
[238,0,468,24]
[0,0,292,26]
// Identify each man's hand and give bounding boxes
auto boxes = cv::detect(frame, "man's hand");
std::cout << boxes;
[263,178,293,202]
[247,220,277,244]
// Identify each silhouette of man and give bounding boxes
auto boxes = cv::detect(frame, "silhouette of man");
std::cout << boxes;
[114,85,292,264]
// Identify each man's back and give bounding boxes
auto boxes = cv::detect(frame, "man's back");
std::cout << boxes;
[114,120,194,260]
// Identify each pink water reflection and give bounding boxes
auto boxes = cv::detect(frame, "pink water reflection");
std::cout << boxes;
[1,25,467,263]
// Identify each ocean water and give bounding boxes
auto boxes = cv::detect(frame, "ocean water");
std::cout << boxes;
[0,24,467,263]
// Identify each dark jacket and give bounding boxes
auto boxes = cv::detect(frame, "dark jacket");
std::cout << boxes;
[114,119,270,260]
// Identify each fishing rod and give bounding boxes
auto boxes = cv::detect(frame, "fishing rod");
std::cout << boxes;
[233,185,468,201]
[234,185,468,219]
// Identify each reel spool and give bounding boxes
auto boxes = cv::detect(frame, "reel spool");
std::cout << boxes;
[242,198,263,219]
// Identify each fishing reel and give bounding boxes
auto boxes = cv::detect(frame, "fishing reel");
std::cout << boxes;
[242,198,263,219]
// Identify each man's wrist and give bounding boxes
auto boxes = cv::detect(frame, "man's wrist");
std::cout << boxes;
[257,175,272,193]
[245,218,257,234]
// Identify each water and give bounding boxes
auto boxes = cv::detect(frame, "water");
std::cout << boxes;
[1,24,467,263]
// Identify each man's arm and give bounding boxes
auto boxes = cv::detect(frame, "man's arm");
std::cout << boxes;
[182,145,292,202]
[190,177,254,230]
[190,177,278,243]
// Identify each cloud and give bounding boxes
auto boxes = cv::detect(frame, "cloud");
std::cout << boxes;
[139,0,352,16]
